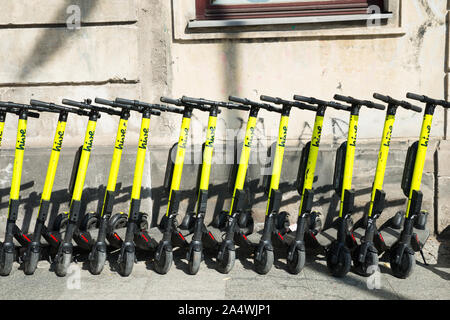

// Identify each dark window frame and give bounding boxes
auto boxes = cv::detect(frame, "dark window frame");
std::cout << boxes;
[195,0,386,20]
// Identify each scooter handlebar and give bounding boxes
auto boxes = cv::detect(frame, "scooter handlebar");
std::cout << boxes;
[261,95,317,112]
[116,97,184,114]
[63,98,122,117]
[160,97,213,114]
[0,105,40,118]
[293,95,349,111]
[95,97,143,114]
[373,93,390,103]
[181,96,242,111]
[229,95,282,113]
[30,99,91,116]
[373,93,422,113]
[334,94,385,110]
[160,96,182,106]
[406,92,450,108]
[406,93,425,102]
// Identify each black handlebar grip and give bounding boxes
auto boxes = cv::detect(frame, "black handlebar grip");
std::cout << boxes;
[327,101,350,111]
[180,96,203,105]
[115,97,135,106]
[406,93,425,102]
[228,96,247,104]
[297,102,318,112]
[333,94,352,104]
[30,99,51,109]
[62,99,86,109]
[367,101,386,110]
[160,97,181,106]
[27,111,40,118]
[293,95,314,104]
[260,95,278,104]
[226,102,250,111]
[94,98,115,107]
[373,93,390,103]
[406,103,423,113]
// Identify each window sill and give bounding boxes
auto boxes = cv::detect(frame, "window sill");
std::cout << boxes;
[172,0,403,41]
[188,13,393,29]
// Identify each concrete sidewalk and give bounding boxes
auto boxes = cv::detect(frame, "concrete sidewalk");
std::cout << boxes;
[0,236,448,300]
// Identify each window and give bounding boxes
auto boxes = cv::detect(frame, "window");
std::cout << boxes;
[195,0,386,20]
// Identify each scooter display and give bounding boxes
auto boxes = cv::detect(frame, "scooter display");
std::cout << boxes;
[351,93,422,276]
[234,95,317,274]
[375,93,450,278]
[312,94,385,278]
[277,95,350,274]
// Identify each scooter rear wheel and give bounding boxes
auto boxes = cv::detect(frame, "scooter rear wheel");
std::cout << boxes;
[118,251,134,277]
[353,248,379,277]
[216,248,235,274]
[188,250,202,275]
[89,250,106,275]
[23,251,40,275]
[287,249,305,275]
[54,252,72,277]
[389,250,415,279]
[254,248,274,275]
[0,249,14,276]
[326,244,351,278]
[154,250,173,275]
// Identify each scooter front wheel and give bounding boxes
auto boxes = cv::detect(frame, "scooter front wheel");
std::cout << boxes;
[154,249,173,275]
[54,252,72,277]
[89,250,106,275]
[118,251,135,277]
[23,251,40,275]
[287,249,305,275]
[326,243,351,278]
[217,248,235,274]
[254,248,274,275]
[389,250,415,279]
[353,249,379,277]
[188,250,202,275]
[0,249,14,276]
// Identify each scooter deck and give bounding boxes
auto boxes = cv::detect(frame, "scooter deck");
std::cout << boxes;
[314,226,338,247]
[203,226,223,248]
[378,226,430,249]
[351,227,366,242]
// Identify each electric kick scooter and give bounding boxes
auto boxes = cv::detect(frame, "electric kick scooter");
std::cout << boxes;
[16,100,91,275]
[0,101,52,276]
[171,96,250,275]
[351,93,422,276]
[104,97,198,277]
[235,95,318,275]
[86,98,170,275]
[50,98,124,277]
[150,96,247,275]
[200,96,282,274]
[376,93,450,278]
[312,94,385,277]
[276,95,350,274]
